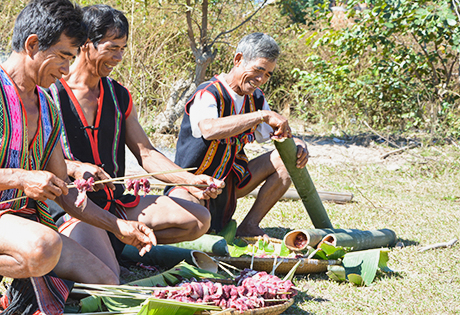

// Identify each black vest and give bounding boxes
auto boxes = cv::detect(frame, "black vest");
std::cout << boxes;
[174,76,266,188]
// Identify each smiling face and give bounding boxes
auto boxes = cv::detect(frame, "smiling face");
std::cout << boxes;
[32,33,78,88]
[231,53,276,96]
[87,32,127,77]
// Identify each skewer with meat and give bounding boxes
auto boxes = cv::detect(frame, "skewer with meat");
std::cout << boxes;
[74,177,95,208]
[125,178,151,196]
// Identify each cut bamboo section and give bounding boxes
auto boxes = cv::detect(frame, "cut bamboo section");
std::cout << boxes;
[283,229,358,250]
[170,234,229,256]
[121,245,218,273]
[317,229,397,251]
[274,138,333,228]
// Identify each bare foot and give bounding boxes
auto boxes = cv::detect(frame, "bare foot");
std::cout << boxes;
[236,225,266,237]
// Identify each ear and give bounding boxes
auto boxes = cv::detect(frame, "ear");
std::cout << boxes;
[233,52,244,66]
[24,34,40,58]
[80,39,91,52]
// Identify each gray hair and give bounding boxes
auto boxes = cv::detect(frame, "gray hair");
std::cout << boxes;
[235,33,280,64]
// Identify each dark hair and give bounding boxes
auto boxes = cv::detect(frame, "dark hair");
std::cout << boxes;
[12,0,87,52]
[82,5,129,48]
[236,33,280,64]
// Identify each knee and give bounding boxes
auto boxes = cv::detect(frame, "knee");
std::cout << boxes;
[272,152,292,187]
[189,205,211,240]
[25,231,62,277]
[93,271,119,285]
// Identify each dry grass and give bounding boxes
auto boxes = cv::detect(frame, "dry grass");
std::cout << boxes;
[233,142,460,314]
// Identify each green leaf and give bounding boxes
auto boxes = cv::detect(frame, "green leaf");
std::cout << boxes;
[138,298,220,315]
[279,241,291,257]
[326,265,346,282]
[347,274,364,286]
[447,18,456,26]
[342,248,384,286]
[283,259,302,282]
[217,219,237,245]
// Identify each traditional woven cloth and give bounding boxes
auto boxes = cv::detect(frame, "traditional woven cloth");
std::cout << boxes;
[166,76,265,232]
[0,66,70,315]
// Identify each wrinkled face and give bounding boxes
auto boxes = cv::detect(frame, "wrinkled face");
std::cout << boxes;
[33,34,78,88]
[233,54,276,96]
[88,32,127,77]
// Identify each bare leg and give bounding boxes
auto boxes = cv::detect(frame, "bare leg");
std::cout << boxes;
[0,214,62,278]
[53,234,119,284]
[235,150,291,236]
[125,195,211,244]
[59,221,120,279]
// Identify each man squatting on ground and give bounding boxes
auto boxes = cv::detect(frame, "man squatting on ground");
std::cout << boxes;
[47,4,225,278]
[166,33,309,237]
[0,1,156,314]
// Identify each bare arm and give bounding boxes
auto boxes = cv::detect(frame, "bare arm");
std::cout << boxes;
[199,110,291,140]
[45,141,156,254]
[125,105,224,199]
[0,168,67,201]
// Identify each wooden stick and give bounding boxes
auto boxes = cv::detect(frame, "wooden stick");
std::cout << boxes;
[381,144,418,159]
[0,167,197,205]
[418,238,458,252]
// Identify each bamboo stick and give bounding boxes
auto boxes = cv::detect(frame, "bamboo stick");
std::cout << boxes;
[274,138,333,228]
[0,167,197,205]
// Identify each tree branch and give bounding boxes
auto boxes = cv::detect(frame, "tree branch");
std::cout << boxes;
[210,0,269,48]
[186,0,198,56]
[201,0,208,47]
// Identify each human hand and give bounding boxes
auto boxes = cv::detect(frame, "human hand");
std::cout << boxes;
[69,161,116,191]
[294,138,309,168]
[264,111,292,140]
[187,175,225,200]
[116,219,157,256]
[21,170,68,201]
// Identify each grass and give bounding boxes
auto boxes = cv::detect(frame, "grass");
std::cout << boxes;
[230,141,460,314]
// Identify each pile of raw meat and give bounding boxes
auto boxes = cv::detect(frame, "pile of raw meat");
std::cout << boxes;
[150,270,296,312]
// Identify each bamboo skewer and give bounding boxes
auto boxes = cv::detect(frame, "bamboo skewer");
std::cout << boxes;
[0,167,197,205]
[67,167,197,188]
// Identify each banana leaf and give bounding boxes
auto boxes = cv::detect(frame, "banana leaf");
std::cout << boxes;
[326,248,392,286]
[137,298,220,315]
[170,234,229,256]
[217,219,237,244]
[274,138,333,228]
[80,262,226,313]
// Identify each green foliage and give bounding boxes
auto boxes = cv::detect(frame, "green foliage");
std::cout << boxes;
[293,0,460,134]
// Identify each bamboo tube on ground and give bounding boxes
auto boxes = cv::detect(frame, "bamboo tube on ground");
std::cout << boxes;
[283,229,359,250]
[169,234,229,256]
[317,229,397,251]
[274,138,333,228]
[121,245,218,273]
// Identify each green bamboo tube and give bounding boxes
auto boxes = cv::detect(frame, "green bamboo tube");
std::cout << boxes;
[318,229,397,251]
[170,234,229,256]
[284,228,358,250]
[274,138,333,228]
[121,245,218,273]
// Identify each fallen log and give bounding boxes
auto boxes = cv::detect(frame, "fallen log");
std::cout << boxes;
[248,187,353,203]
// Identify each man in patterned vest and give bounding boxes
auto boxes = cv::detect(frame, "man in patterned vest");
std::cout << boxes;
[167,33,309,236]
[0,1,156,314]
[48,4,224,277]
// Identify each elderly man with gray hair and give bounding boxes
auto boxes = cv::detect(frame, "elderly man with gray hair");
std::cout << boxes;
[166,32,309,236]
